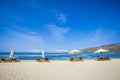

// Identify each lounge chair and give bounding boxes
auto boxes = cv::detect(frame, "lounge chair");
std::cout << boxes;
[95,57,104,61]
[36,58,41,62]
[95,57,111,61]
[1,58,7,63]
[12,58,16,62]
[105,57,111,61]
[2,58,11,63]
[11,58,20,62]
[77,57,83,62]
[7,59,12,62]
[45,58,49,62]
[70,58,75,62]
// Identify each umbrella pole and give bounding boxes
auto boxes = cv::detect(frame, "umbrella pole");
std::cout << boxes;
[99,52,102,57]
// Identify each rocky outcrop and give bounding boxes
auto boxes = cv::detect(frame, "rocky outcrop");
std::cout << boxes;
[81,43,120,52]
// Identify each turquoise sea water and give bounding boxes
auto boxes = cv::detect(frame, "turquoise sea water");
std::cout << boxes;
[0,52,120,60]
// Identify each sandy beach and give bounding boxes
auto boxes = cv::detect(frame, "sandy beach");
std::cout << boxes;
[0,59,120,80]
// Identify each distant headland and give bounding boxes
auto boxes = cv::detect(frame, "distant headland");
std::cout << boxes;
[81,43,120,52]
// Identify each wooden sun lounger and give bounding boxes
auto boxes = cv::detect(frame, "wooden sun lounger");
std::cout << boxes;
[12,58,20,62]
[70,58,75,62]
[70,57,84,62]
[95,57,111,61]
[36,58,49,62]
[7,59,12,62]
[104,57,111,61]
[1,58,7,63]
[77,57,84,62]
[36,58,41,62]
[0,58,20,63]
[45,58,49,62]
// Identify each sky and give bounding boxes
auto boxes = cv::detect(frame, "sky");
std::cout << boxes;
[0,0,120,52]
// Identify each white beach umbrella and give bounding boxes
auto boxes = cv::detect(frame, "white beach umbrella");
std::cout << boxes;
[94,48,109,57]
[69,49,81,54]
[94,48,109,54]
[42,48,45,58]
[9,48,14,59]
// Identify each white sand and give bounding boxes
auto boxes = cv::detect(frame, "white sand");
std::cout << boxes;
[0,59,120,80]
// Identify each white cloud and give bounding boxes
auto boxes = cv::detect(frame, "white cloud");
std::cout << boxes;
[30,49,42,52]
[74,28,117,47]
[6,26,43,43]
[12,26,38,35]
[56,13,67,24]
[54,49,69,52]
[45,24,70,39]
[88,28,117,43]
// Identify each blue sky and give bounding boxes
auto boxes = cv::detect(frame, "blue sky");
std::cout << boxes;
[0,0,120,52]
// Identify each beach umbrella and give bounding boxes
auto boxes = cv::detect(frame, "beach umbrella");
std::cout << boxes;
[9,48,14,59]
[69,49,81,54]
[42,48,45,58]
[94,48,109,54]
[94,48,109,57]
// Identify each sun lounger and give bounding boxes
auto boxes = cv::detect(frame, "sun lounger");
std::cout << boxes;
[12,58,16,62]
[7,59,12,62]
[1,58,7,63]
[11,58,20,62]
[77,57,84,62]
[95,57,111,61]
[0,58,12,63]
[36,58,41,62]
[36,58,49,62]
[1,58,20,63]
[96,57,105,61]
[45,58,49,62]
[70,58,75,62]
[105,57,111,61]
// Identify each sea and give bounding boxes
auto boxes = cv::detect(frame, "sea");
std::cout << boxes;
[0,52,120,60]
